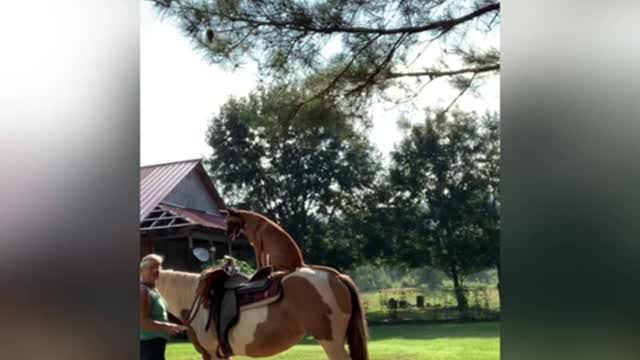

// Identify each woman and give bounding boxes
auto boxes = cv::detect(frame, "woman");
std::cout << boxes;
[139,254,188,360]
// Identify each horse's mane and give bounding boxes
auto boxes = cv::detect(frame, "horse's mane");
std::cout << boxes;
[157,269,200,304]
[161,268,199,278]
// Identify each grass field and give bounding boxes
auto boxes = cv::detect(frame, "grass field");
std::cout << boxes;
[166,321,499,360]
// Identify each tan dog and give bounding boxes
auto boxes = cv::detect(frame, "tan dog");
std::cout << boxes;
[223,208,304,271]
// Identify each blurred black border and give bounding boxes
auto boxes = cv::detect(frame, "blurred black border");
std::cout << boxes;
[0,1,139,359]
[502,1,639,359]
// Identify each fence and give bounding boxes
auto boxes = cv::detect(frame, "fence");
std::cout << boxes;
[362,285,500,324]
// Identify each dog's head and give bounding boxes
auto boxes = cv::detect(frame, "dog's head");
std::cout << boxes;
[222,208,244,241]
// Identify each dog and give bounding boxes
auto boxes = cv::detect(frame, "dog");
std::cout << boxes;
[223,208,304,271]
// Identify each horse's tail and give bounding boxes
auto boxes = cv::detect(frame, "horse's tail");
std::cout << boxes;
[340,274,369,360]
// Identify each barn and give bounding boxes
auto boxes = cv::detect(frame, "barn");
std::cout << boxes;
[139,158,249,271]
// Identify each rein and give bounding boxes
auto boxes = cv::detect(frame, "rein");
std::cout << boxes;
[182,290,203,326]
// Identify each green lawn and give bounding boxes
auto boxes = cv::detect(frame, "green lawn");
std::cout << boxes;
[167,321,500,360]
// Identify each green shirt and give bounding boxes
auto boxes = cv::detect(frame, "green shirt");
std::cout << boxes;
[140,284,170,341]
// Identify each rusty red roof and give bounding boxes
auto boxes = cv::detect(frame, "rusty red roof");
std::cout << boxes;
[140,159,225,221]
[159,203,226,231]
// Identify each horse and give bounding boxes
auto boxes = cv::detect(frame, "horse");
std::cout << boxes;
[156,266,369,360]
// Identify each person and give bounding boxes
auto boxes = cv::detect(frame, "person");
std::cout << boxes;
[139,254,188,360]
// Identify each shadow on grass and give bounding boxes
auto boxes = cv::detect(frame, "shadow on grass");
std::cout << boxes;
[296,321,499,345]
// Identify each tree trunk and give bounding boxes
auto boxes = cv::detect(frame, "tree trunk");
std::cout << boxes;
[451,265,469,311]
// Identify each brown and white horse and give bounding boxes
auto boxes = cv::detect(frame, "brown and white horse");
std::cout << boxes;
[157,266,369,360]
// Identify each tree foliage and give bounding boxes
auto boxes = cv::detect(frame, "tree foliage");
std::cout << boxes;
[205,85,381,265]
[388,110,499,309]
[151,0,500,111]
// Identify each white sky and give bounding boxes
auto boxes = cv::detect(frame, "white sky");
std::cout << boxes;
[140,1,499,166]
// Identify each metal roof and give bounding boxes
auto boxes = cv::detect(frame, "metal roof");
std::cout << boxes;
[139,204,226,232]
[140,205,193,231]
[140,159,225,221]
[159,203,226,231]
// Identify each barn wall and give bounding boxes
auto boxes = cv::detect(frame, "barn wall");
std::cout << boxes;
[152,238,191,271]
[140,237,153,258]
[142,231,247,272]
[164,171,219,213]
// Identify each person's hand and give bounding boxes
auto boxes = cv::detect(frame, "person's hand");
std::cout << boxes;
[168,324,188,336]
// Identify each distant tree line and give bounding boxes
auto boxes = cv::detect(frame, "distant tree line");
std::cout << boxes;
[204,84,499,311]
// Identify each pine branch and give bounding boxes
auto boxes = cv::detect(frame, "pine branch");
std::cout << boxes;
[288,33,384,116]
[346,33,409,95]
[164,1,500,36]
[440,72,479,115]
[388,64,499,80]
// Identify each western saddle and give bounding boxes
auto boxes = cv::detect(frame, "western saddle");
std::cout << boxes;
[195,259,285,358]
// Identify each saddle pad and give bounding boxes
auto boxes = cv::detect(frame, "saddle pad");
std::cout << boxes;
[237,276,282,307]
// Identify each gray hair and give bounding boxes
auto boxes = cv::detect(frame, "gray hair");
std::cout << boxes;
[140,253,164,269]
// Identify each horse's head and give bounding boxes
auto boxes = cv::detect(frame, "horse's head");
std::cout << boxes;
[222,208,245,241]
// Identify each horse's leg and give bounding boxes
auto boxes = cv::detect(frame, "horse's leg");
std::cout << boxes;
[318,339,351,360]
[318,299,352,360]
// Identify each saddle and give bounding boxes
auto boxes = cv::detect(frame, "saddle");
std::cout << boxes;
[196,265,285,358]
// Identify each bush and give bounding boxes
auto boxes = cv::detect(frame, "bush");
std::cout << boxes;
[199,258,256,275]
[350,263,448,291]
[351,264,394,291]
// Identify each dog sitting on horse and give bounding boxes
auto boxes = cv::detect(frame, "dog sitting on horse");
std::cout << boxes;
[223,208,304,271]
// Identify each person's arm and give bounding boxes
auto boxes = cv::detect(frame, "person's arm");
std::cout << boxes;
[139,287,187,335]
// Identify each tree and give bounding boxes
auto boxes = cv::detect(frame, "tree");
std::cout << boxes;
[205,85,381,265]
[388,110,499,310]
[151,0,500,112]
[477,113,500,295]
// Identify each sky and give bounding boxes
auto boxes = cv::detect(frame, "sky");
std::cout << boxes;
[140,1,499,166]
